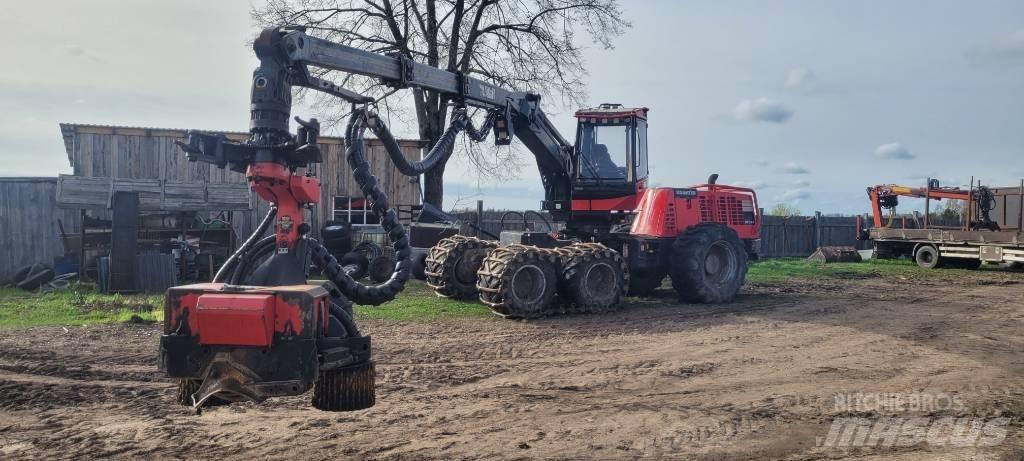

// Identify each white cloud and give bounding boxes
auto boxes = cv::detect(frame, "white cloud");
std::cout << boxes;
[776,162,810,175]
[967,29,1024,67]
[792,180,811,188]
[734,179,772,189]
[784,68,816,90]
[874,143,915,160]
[734,98,793,123]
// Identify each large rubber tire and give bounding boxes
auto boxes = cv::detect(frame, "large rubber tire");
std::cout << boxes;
[669,224,748,303]
[340,252,370,280]
[10,265,33,285]
[368,256,396,283]
[17,265,55,292]
[312,361,376,412]
[914,245,943,269]
[628,270,666,297]
[560,244,627,313]
[477,246,559,318]
[425,236,496,300]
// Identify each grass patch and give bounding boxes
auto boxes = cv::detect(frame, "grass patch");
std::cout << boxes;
[747,257,957,284]
[0,280,489,328]
[0,285,163,328]
[354,281,491,321]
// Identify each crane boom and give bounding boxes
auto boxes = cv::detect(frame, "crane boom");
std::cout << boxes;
[275,28,575,210]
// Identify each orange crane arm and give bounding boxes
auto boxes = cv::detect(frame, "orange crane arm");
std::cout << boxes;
[866,184,969,228]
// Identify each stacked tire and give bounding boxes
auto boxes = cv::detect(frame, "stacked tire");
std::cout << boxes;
[9,263,55,291]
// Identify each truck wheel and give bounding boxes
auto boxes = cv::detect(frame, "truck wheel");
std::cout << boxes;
[627,270,665,297]
[914,245,943,269]
[312,361,375,412]
[669,224,748,303]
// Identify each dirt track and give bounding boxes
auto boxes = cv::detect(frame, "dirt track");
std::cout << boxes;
[1,272,1023,460]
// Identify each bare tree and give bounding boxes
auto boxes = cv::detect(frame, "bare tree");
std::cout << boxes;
[252,0,629,207]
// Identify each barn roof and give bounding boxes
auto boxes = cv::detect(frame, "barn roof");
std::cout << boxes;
[59,123,428,166]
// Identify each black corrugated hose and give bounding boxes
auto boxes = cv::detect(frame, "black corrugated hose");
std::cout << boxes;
[213,206,276,283]
[365,108,498,176]
[306,108,416,306]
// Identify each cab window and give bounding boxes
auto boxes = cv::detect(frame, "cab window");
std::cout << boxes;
[578,122,630,180]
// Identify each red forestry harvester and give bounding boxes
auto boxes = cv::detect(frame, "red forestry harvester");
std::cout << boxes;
[425,103,761,318]
[159,26,761,411]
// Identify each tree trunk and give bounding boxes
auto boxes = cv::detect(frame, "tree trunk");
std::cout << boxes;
[423,161,447,206]
[417,92,449,207]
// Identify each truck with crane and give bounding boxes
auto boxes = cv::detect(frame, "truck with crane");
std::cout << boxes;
[861,179,1024,269]
[159,25,761,411]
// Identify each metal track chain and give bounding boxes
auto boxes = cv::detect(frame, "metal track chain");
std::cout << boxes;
[475,242,628,318]
[424,235,498,299]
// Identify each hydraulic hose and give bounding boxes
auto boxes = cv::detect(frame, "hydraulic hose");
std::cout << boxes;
[328,301,360,338]
[365,108,499,176]
[230,235,277,285]
[499,211,525,230]
[523,210,553,232]
[308,110,412,306]
[214,206,276,283]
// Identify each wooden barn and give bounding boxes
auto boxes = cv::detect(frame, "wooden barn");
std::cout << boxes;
[0,123,426,282]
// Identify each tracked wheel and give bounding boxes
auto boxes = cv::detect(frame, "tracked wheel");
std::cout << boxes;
[424,236,498,299]
[312,361,376,412]
[477,245,559,318]
[559,243,628,314]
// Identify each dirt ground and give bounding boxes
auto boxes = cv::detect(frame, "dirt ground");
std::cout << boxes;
[1,271,1022,460]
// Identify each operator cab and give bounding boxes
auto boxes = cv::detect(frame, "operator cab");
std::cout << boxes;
[571,104,649,216]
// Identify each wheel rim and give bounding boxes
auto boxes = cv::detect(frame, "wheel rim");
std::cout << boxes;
[510,264,547,305]
[920,250,934,265]
[582,262,618,300]
[454,251,483,285]
[704,241,737,284]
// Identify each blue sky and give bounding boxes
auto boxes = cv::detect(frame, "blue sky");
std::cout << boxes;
[1,1,1022,214]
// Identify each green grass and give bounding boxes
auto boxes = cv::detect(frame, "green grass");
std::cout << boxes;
[0,280,488,328]
[746,257,948,284]
[0,285,163,328]
[0,258,981,327]
[354,281,491,321]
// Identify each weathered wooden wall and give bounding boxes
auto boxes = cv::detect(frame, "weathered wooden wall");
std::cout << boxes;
[61,124,424,239]
[0,178,79,281]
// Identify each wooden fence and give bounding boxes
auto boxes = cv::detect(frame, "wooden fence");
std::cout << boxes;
[0,178,79,281]
[759,214,871,258]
